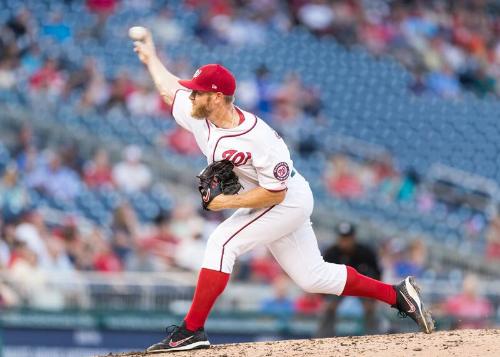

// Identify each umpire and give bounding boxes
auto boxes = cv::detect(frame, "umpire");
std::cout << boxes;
[316,221,382,337]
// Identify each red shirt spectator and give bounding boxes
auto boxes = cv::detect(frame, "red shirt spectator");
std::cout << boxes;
[294,293,324,315]
[84,149,114,188]
[250,250,282,283]
[93,250,122,272]
[86,0,116,14]
[166,127,202,156]
[442,274,493,329]
[183,0,233,17]
[485,214,500,260]
[329,173,364,199]
[325,155,364,199]
[29,59,63,93]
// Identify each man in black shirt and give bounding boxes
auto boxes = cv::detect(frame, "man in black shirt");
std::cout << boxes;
[317,222,382,336]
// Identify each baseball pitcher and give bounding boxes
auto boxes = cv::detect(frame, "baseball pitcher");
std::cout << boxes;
[133,28,434,353]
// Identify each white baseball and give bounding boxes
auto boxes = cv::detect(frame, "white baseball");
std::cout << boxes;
[128,26,147,41]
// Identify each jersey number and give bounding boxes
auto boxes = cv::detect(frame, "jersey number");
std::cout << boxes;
[222,150,252,167]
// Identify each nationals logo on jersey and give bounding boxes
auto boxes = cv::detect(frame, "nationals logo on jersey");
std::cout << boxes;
[273,162,290,181]
[222,150,252,167]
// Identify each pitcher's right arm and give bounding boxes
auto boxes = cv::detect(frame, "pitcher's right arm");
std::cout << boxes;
[133,29,183,106]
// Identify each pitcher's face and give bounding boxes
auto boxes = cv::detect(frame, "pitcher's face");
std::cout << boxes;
[190,90,214,119]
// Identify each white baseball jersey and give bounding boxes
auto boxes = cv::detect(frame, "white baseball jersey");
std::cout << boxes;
[170,88,347,295]
[172,89,293,193]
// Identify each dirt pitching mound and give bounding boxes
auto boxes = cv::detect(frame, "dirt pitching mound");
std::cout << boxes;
[108,329,499,357]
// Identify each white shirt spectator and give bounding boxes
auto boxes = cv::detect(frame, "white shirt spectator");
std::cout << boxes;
[0,62,16,89]
[112,145,152,192]
[175,235,206,272]
[126,84,160,115]
[298,3,334,31]
[15,221,50,268]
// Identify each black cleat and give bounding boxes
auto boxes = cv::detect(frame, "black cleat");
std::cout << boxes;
[393,276,435,334]
[146,322,210,353]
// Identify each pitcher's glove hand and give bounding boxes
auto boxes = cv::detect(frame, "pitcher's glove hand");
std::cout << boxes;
[197,159,242,210]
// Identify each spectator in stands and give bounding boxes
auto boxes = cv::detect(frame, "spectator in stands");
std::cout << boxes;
[26,149,81,201]
[253,65,275,114]
[0,279,19,308]
[43,235,74,272]
[377,237,403,283]
[294,0,335,37]
[439,274,494,329]
[249,247,283,284]
[425,64,461,99]
[69,238,95,271]
[78,58,109,111]
[29,58,64,97]
[112,145,152,192]
[86,0,117,40]
[54,218,85,270]
[64,57,98,96]
[91,229,123,272]
[325,154,364,199]
[14,209,50,268]
[393,239,427,279]
[0,219,15,269]
[0,164,31,221]
[0,58,15,89]
[485,213,500,260]
[111,202,139,263]
[460,65,497,98]
[6,7,36,51]
[19,44,43,78]
[41,10,72,43]
[260,274,295,317]
[294,292,324,316]
[12,124,36,159]
[271,73,307,124]
[168,201,204,242]
[105,71,135,113]
[139,210,179,267]
[317,222,382,336]
[7,239,64,309]
[165,126,202,156]
[193,12,231,47]
[147,8,184,44]
[126,240,165,272]
[15,144,38,175]
[127,76,161,116]
[396,167,420,202]
[84,149,114,188]
[175,229,206,272]
[60,141,85,175]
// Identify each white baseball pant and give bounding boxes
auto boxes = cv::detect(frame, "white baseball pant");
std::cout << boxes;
[201,173,348,295]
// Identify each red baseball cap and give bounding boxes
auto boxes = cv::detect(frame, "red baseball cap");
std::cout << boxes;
[178,64,236,96]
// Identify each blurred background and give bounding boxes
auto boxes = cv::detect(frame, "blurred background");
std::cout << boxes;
[0,0,499,356]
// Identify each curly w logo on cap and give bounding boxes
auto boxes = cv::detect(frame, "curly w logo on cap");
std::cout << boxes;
[178,64,236,96]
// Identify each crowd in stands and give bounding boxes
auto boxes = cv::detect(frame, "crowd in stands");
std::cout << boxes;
[1,1,498,112]
[0,0,499,332]
[0,124,477,310]
[1,0,498,239]
[322,151,500,259]
[189,0,499,99]
[0,124,497,329]
[251,221,496,334]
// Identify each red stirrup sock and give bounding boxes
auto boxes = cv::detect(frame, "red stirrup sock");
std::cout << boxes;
[341,266,396,306]
[184,268,230,331]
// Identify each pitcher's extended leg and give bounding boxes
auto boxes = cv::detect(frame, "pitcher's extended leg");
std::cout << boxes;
[268,220,433,333]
